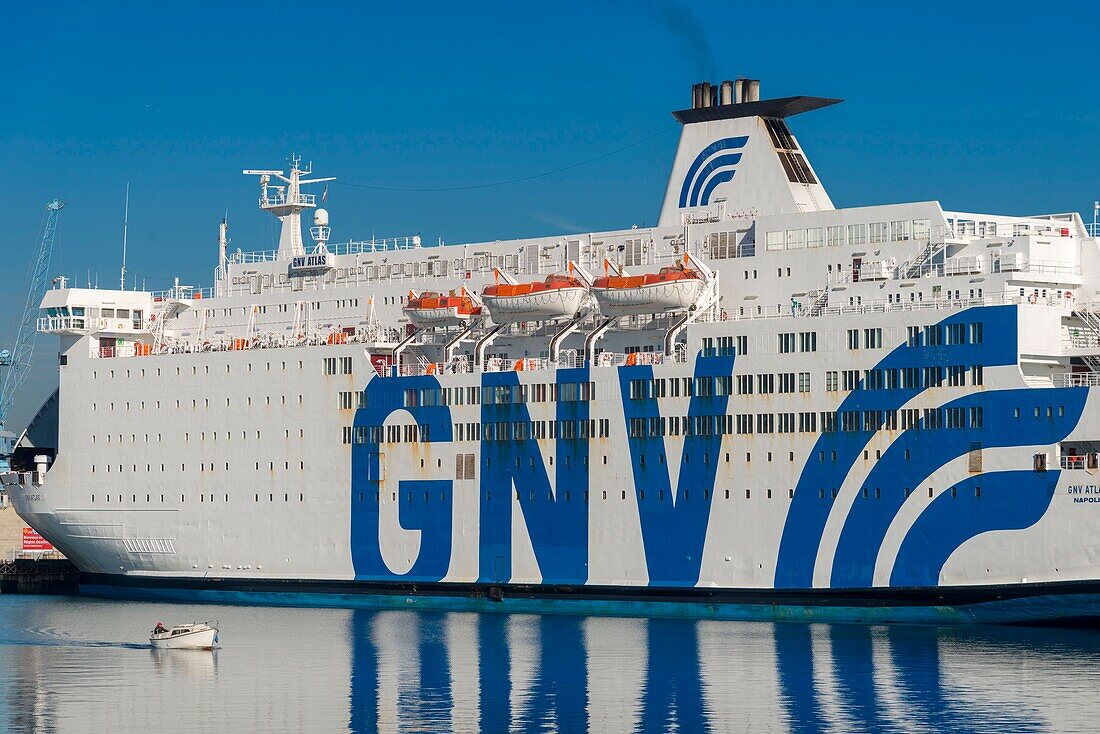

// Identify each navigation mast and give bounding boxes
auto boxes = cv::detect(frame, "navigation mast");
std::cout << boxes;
[243,155,335,258]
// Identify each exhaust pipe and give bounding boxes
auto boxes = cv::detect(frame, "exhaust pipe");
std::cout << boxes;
[744,79,761,102]
[720,80,733,105]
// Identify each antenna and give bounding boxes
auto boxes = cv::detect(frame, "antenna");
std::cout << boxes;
[120,183,130,290]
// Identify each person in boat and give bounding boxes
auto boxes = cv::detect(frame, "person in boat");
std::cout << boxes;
[153,621,167,635]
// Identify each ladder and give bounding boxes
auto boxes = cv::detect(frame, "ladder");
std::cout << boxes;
[1073,307,1100,373]
[802,288,829,316]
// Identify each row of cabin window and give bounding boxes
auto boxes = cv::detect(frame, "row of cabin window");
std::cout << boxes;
[90,461,306,474]
[338,391,368,410]
[356,403,991,445]
[625,406,985,438]
[399,381,595,409]
[94,359,305,380]
[722,322,983,358]
[322,356,354,375]
[824,365,983,392]
[625,363,982,401]
[191,299,362,319]
[343,424,431,444]
[89,492,306,503]
[92,394,304,412]
[355,484,983,504]
[92,360,303,382]
[704,230,754,259]
[93,429,302,444]
[764,219,934,251]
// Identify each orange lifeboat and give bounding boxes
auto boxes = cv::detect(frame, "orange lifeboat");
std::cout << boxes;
[591,262,703,317]
[481,274,588,324]
[402,289,482,328]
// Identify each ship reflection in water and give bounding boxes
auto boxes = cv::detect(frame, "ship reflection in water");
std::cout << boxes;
[2,597,1100,733]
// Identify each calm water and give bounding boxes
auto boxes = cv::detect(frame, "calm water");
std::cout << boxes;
[1,596,1100,733]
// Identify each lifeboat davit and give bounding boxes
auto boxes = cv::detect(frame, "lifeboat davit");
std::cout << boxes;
[402,289,482,328]
[481,274,588,324]
[591,263,703,317]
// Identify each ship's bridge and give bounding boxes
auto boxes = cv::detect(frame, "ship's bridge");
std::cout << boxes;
[37,287,152,337]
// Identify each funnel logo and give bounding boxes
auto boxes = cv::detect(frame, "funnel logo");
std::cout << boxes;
[678,136,748,208]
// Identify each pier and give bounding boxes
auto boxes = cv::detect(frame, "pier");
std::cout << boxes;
[0,556,78,595]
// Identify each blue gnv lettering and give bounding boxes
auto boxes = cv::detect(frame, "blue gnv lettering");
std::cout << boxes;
[351,374,455,581]
[617,354,736,586]
[477,368,590,584]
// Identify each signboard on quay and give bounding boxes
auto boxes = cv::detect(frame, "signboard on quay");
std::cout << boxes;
[22,527,53,552]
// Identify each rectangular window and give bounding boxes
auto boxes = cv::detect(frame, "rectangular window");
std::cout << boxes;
[799,331,817,352]
[847,223,867,246]
[864,328,882,349]
[826,225,844,247]
[970,322,984,343]
[890,220,910,241]
[805,227,824,248]
[847,329,860,350]
[826,371,839,392]
[969,406,984,428]
[785,229,805,249]
[869,221,888,244]
[798,372,811,393]
[912,218,931,240]
[923,408,942,430]
[843,369,861,391]
[735,335,749,356]
[777,333,796,354]
[778,373,796,393]
[766,231,784,251]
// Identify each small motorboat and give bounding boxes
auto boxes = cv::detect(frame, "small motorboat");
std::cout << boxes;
[591,261,703,317]
[402,289,482,328]
[481,273,588,324]
[149,620,219,650]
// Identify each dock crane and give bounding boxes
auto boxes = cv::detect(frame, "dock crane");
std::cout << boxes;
[0,199,65,472]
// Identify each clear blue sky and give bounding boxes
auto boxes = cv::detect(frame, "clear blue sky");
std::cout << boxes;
[3,0,1098,429]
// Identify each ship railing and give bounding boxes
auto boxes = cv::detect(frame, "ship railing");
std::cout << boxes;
[150,286,216,301]
[91,325,400,359]
[1060,373,1100,388]
[1060,455,1088,470]
[260,192,315,208]
[1065,328,1100,350]
[226,236,423,266]
[376,350,668,377]
[722,292,1071,323]
[38,315,88,332]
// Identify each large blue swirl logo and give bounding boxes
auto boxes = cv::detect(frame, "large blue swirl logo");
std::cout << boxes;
[774,305,1087,590]
[678,136,748,208]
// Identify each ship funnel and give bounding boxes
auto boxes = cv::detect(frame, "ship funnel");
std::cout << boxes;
[659,77,843,226]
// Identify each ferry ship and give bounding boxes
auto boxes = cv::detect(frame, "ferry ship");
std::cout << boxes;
[9,79,1100,623]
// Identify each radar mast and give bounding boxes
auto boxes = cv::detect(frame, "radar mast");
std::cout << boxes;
[243,155,335,258]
